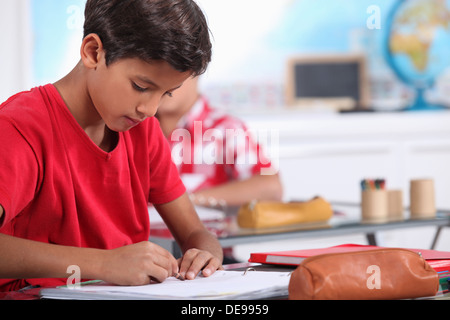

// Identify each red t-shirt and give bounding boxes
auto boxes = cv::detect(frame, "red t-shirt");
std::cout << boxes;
[0,85,185,291]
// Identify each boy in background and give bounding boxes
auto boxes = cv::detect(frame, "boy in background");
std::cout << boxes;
[0,0,222,292]
[157,76,283,207]
[157,77,283,263]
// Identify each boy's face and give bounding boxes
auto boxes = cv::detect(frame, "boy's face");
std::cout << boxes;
[87,56,191,132]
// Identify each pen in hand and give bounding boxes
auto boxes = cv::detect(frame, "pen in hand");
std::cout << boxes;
[173,272,185,281]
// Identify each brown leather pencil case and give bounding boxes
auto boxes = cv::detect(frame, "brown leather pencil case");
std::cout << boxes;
[288,248,439,300]
[237,197,333,229]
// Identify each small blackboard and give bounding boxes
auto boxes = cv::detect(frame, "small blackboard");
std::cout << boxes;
[286,54,369,110]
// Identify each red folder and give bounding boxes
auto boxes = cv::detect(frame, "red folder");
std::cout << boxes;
[249,244,450,272]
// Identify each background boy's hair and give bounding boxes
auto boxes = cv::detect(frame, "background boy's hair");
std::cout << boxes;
[83,0,212,76]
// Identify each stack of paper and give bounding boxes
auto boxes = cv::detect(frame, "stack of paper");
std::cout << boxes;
[40,270,291,300]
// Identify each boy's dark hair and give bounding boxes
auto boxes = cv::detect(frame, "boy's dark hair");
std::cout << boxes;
[83,0,211,76]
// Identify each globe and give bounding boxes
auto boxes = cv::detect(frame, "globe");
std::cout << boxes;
[384,0,450,110]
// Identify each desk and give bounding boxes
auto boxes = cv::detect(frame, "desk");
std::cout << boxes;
[149,202,450,259]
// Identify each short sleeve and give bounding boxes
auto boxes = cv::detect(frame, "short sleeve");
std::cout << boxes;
[0,118,40,228]
[147,118,186,205]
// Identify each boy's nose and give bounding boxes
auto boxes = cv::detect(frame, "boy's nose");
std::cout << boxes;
[137,98,159,118]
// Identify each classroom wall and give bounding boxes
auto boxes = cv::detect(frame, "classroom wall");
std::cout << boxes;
[1,0,405,109]
[0,0,32,103]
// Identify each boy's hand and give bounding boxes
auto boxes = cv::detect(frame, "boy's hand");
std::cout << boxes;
[101,241,179,285]
[178,248,223,280]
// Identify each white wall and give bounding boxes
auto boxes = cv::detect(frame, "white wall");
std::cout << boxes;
[0,0,32,103]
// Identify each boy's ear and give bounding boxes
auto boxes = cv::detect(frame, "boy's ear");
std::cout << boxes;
[80,33,105,69]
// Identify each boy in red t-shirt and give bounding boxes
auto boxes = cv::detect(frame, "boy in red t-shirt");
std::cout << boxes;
[0,0,222,292]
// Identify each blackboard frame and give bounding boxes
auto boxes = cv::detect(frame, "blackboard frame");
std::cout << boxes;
[285,53,370,110]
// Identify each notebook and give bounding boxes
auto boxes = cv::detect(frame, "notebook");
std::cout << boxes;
[249,244,450,272]
[39,270,291,300]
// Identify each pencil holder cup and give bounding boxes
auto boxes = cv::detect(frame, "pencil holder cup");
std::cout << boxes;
[361,189,388,224]
[387,190,404,222]
[410,179,436,219]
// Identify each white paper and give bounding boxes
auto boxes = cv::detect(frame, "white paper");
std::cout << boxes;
[40,270,291,300]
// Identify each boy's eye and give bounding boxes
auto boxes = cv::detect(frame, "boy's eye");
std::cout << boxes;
[165,92,173,98]
[132,82,148,92]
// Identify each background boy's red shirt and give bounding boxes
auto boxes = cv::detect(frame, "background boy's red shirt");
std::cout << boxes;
[168,97,272,193]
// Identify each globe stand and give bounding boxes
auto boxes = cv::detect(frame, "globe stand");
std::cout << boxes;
[403,88,449,111]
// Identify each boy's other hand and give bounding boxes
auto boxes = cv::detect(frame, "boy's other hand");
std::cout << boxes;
[178,248,223,280]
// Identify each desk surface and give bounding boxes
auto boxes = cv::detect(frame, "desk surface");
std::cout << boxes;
[221,204,449,247]
[150,202,450,256]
